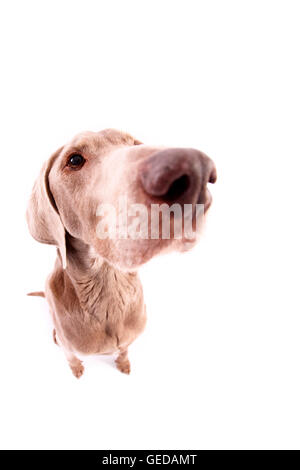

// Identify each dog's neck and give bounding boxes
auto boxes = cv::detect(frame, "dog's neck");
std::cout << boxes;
[64,234,104,279]
[62,234,138,316]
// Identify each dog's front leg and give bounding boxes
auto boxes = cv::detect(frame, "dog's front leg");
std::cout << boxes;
[63,348,85,379]
[115,348,130,375]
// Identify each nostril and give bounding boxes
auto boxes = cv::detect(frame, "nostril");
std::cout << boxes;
[164,174,190,202]
[209,166,217,184]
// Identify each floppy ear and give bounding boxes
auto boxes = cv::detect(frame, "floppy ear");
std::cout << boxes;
[26,148,67,269]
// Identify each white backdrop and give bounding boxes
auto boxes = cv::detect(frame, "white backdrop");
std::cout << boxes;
[0,0,299,450]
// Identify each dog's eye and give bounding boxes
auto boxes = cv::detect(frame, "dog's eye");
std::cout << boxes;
[67,154,86,169]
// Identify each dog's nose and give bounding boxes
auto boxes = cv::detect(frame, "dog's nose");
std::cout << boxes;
[139,148,216,205]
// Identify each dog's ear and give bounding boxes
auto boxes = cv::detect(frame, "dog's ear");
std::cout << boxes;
[26,147,67,269]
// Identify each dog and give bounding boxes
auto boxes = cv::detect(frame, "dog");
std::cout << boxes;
[26,128,216,378]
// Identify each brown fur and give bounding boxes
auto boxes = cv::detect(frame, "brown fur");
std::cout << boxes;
[26,129,216,378]
[27,291,45,298]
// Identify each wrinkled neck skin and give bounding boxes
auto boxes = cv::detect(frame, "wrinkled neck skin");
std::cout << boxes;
[62,234,139,318]
[65,234,104,281]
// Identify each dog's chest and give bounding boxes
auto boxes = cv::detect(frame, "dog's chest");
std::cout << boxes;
[49,267,146,355]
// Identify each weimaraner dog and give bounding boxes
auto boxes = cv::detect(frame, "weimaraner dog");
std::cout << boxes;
[27,129,216,378]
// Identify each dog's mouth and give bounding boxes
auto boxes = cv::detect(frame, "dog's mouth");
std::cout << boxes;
[199,187,213,213]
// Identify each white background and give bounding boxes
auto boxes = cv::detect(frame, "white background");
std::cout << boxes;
[0,0,299,450]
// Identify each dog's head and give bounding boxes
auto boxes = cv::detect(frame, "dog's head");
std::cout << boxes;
[27,129,216,270]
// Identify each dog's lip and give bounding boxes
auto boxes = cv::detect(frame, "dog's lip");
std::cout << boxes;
[197,186,212,212]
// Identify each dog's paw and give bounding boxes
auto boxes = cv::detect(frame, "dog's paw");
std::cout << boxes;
[71,362,85,379]
[116,359,131,375]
